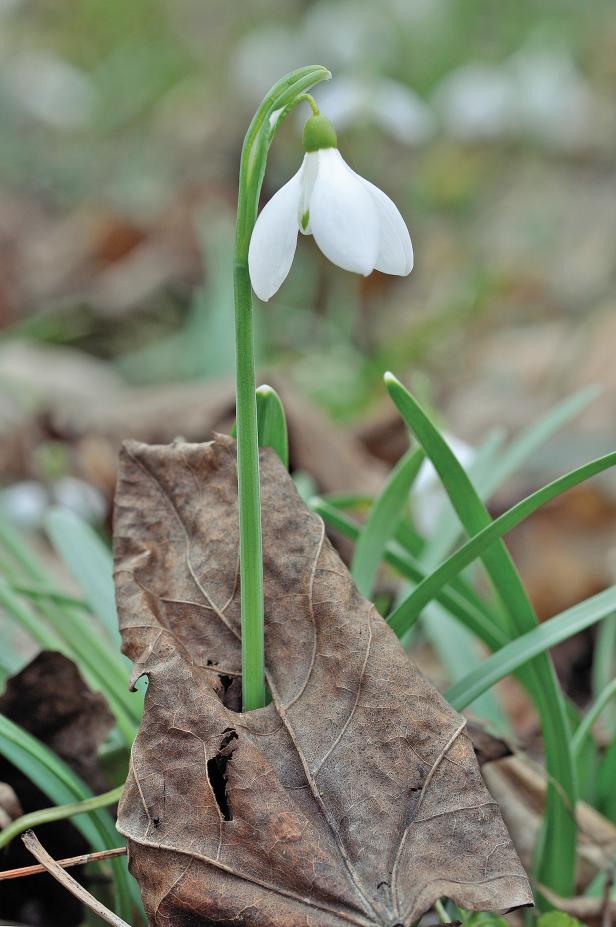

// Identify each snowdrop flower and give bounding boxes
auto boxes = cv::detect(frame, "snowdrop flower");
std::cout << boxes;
[248,113,413,301]
[314,76,435,146]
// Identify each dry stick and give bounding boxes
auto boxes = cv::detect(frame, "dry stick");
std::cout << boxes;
[21,831,131,927]
[0,845,127,881]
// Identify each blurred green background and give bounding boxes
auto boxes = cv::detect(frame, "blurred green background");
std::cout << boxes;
[0,0,614,499]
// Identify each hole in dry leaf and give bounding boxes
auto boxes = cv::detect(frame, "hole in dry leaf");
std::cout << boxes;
[213,672,242,712]
[207,730,238,821]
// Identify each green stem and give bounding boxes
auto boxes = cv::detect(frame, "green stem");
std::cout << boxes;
[233,66,331,711]
[234,263,266,711]
[0,786,123,850]
[297,93,320,115]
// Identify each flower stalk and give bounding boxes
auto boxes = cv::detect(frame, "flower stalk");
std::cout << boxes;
[234,67,331,711]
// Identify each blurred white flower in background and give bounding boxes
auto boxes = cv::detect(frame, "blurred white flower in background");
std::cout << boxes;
[433,42,608,150]
[0,0,23,17]
[233,0,434,148]
[300,1,393,68]
[432,64,516,140]
[53,477,107,524]
[509,47,604,150]
[1,51,97,129]
[0,478,106,530]
[233,26,305,101]
[315,76,436,146]
[412,434,475,536]
[0,482,49,530]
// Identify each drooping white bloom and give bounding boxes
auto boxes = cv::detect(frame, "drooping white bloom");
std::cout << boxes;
[248,121,413,302]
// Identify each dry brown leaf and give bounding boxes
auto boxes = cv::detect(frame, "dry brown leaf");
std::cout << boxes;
[484,756,616,893]
[113,436,532,926]
[0,651,114,792]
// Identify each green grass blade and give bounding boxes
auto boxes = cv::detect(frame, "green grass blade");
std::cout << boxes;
[45,508,121,648]
[0,714,133,919]
[7,582,89,609]
[423,603,512,732]
[591,611,616,738]
[389,451,616,637]
[476,386,599,502]
[0,786,123,849]
[0,517,139,741]
[0,576,63,652]
[571,677,616,758]
[446,586,616,711]
[351,446,424,597]
[422,387,598,564]
[322,493,373,511]
[312,499,505,649]
[420,429,505,565]
[384,372,577,897]
[598,736,616,822]
[396,510,508,626]
[256,384,289,468]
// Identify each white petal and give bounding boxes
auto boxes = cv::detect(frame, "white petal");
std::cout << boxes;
[356,174,413,275]
[308,148,379,276]
[298,152,319,235]
[248,166,303,301]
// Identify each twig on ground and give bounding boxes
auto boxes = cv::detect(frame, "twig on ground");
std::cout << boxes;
[21,830,130,927]
[0,845,127,881]
[539,882,616,921]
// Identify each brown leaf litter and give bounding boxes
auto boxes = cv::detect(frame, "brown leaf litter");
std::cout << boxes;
[113,436,532,926]
[0,650,114,792]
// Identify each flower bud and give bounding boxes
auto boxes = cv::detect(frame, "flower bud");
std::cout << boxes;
[303,114,337,152]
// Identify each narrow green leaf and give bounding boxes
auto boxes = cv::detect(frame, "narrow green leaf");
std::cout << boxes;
[598,736,616,822]
[384,372,577,897]
[0,576,63,652]
[256,383,289,468]
[8,582,89,609]
[476,386,599,502]
[0,786,123,849]
[395,518,498,627]
[321,493,373,511]
[445,586,616,711]
[351,446,424,597]
[0,714,134,918]
[45,508,121,648]
[388,451,616,637]
[591,611,616,737]
[423,387,598,563]
[571,677,616,758]
[0,517,139,742]
[420,428,505,565]
[422,603,511,732]
[311,499,505,649]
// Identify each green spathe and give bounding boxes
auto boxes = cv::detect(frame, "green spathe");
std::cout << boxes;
[303,114,337,151]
